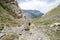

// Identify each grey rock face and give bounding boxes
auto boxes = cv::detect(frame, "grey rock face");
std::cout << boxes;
[0,0,23,18]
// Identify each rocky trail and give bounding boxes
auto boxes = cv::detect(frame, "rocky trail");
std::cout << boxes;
[0,23,50,40]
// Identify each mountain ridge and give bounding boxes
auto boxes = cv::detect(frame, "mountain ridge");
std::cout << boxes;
[41,5,60,20]
[22,10,44,20]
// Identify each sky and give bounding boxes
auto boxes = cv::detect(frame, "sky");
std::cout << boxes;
[17,0,60,14]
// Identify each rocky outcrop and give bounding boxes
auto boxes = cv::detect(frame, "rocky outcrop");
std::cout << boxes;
[0,0,23,18]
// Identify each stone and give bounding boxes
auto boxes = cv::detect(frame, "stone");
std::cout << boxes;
[50,23,60,27]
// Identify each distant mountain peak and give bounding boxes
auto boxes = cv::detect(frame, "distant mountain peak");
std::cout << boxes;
[22,9,44,20]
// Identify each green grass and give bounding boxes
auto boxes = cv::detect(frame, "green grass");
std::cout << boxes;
[3,33,18,40]
[45,27,60,40]
[31,17,60,25]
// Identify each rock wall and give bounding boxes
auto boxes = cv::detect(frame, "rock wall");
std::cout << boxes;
[0,0,23,18]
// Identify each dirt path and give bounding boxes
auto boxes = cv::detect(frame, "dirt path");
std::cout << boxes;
[19,24,50,40]
[0,24,50,40]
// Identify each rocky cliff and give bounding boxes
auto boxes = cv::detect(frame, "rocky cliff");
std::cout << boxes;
[0,0,24,29]
[0,0,22,18]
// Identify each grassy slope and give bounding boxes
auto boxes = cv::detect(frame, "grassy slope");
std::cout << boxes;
[31,5,60,25]
[42,5,60,18]
[31,5,60,40]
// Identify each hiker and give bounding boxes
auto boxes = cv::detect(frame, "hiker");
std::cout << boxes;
[28,22,31,26]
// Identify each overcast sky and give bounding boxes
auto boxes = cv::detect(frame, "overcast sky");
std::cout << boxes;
[17,0,60,13]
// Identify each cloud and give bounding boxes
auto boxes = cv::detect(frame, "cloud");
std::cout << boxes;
[18,0,60,13]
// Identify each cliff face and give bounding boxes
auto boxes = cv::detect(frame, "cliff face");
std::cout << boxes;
[0,0,22,18]
[0,0,24,29]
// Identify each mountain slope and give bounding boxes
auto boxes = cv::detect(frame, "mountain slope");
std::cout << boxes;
[41,5,60,20]
[31,5,60,27]
[22,10,44,20]
[31,5,60,40]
